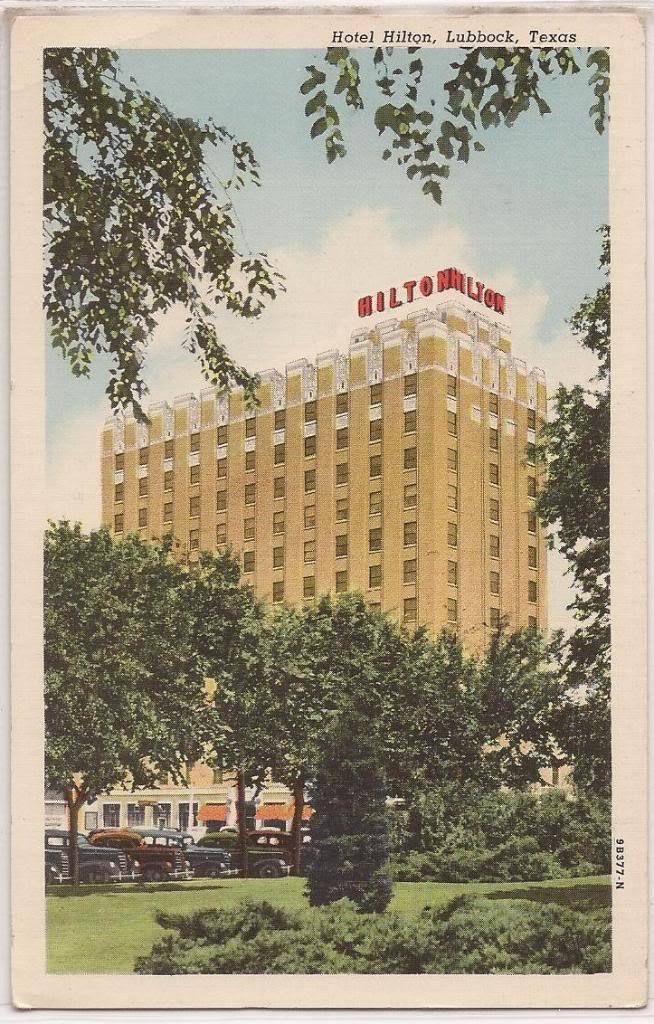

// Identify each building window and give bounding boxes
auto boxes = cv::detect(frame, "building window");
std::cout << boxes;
[190,464,200,485]
[369,564,382,589]
[163,502,173,523]
[127,803,146,827]
[190,432,200,453]
[490,607,500,629]
[243,550,255,573]
[404,373,417,397]
[448,522,457,547]
[490,534,500,559]
[245,483,256,505]
[369,419,382,443]
[404,521,417,547]
[404,483,417,509]
[528,510,537,533]
[274,409,286,430]
[336,497,348,521]
[304,540,316,563]
[114,482,124,503]
[370,455,382,478]
[528,545,538,569]
[139,447,149,466]
[490,570,500,595]
[304,505,316,529]
[369,601,382,613]
[369,527,382,552]
[490,462,499,486]
[403,447,417,471]
[85,811,98,831]
[370,490,383,516]
[335,570,348,593]
[138,477,148,498]
[304,400,317,423]
[447,411,457,436]
[273,511,285,535]
[529,615,538,630]
[189,495,200,518]
[336,462,349,486]
[448,560,458,586]
[114,514,124,533]
[245,450,256,472]
[273,476,285,499]
[447,448,458,472]
[244,517,255,541]
[274,443,285,466]
[216,489,228,511]
[336,427,349,450]
[336,534,348,558]
[305,469,316,493]
[403,597,417,623]
[447,375,457,397]
[489,427,499,450]
[216,522,227,545]
[304,435,316,458]
[103,804,120,828]
[370,383,383,406]
[447,598,458,623]
[138,508,148,528]
[272,580,284,603]
[115,453,124,471]
[528,476,537,498]
[273,546,284,569]
[164,440,174,460]
[215,458,226,481]
[189,528,199,551]
[404,409,417,434]
[489,497,500,522]
[489,392,499,415]
[245,418,256,438]
[336,393,349,415]
[447,484,458,511]
[527,408,536,430]
[164,469,174,490]
[217,425,228,446]
[403,558,417,584]
[303,576,316,599]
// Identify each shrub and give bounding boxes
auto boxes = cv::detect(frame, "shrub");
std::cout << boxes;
[135,896,611,975]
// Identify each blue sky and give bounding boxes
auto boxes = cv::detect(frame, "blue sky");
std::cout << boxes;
[46,47,608,631]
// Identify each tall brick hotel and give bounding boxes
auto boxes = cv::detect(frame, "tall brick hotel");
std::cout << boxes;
[102,296,547,651]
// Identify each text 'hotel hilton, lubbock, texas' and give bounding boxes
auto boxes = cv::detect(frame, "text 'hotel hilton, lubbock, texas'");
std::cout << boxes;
[90,266,549,831]
[102,265,547,650]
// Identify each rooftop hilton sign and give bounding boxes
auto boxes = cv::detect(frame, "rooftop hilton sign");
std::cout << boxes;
[357,267,506,318]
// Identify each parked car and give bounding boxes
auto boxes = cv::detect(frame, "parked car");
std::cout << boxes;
[197,830,291,878]
[87,827,192,881]
[131,828,238,879]
[45,828,140,884]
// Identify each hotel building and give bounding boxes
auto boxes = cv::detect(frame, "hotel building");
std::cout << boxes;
[101,300,547,647]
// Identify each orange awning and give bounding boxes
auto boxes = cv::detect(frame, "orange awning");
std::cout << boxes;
[197,803,227,822]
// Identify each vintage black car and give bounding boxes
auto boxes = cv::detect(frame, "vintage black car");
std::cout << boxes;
[131,828,238,879]
[45,828,140,884]
[197,830,291,878]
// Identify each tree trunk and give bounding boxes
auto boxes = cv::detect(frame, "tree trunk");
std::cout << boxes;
[236,769,249,879]
[64,784,87,886]
[290,775,305,876]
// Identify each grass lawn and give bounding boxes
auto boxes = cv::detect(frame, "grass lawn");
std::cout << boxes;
[47,874,610,974]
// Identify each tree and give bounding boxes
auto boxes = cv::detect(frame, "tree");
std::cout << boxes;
[44,523,214,882]
[301,46,609,205]
[532,227,611,795]
[44,48,284,418]
[305,696,392,913]
[194,552,272,877]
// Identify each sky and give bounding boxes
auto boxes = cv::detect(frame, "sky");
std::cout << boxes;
[45,48,608,633]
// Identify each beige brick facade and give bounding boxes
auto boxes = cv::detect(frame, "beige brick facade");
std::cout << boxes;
[101,301,547,649]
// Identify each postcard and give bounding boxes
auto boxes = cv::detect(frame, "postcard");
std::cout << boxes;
[10,7,647,1009]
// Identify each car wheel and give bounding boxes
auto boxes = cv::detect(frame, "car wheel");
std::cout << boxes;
[83,866,110,884]
[255,860,283,879]
[143,866,164,882]
[204,865,223,878]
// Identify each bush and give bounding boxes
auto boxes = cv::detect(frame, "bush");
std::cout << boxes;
[135,896,611,975]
